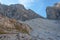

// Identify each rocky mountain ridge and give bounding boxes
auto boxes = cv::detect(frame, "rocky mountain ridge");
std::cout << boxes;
[0,3,42,21]
[0,3,60,40]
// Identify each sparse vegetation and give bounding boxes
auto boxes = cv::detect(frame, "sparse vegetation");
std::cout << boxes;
[0,30,6,34]
[0,16,31,34]
[14,23,29,34]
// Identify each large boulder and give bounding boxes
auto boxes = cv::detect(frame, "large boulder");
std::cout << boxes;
[46,2,60,20]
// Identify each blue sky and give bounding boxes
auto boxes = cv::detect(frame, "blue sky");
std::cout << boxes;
[0,0,60,17]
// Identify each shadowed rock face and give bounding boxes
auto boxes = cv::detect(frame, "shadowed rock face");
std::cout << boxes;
[0,3,42,21]
[46,2,60,20]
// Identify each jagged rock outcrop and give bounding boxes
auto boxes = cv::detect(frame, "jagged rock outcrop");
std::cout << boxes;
[0,14,31,34]
[0,14,32,40]
[46,2,60,20]
[0,3,42,21]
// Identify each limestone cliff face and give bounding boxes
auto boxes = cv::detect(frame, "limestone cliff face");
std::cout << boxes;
[0,4,42,21]
[46,3,60,20]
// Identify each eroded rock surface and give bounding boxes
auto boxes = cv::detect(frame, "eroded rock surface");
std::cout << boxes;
[0,14,31,34]
[0,33,31,40]
[46,2,60,20]
[24,18,60,40]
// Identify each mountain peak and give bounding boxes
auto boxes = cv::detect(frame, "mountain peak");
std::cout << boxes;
[0,3,42,21]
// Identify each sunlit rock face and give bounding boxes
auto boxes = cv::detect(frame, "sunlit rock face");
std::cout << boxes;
[46,2,60,20]
[0,14,31,34]
[24,18,60,40]
[0,2,60,40]
[0,13,32,40]
[54,2,60,7]
[0,3,42,21]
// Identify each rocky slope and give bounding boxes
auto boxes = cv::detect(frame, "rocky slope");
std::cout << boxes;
[46,2,60,20]
[24,18,60,40]
[0,3,60,40]
[0,14,33,40]
[0,33,32,40]
[0,14,31,34]
[0,3,42,21]
[0,17,60,40]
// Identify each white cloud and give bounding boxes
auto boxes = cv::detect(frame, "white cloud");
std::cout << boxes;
[0,0,19,5]
[0,0,35,8]
[18,0,34,8]
[0,0,1,2]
